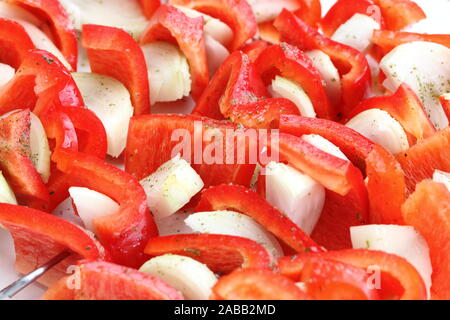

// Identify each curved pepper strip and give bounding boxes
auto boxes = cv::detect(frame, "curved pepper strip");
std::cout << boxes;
[140,5,208,101]
[52,149,158,268]
[169,0,257,51]
[402,180,450,300]
[280,115,407,225]
[278,249,427,300]
[139,0,161,18]
[347,84,436,142]
[0,203,107,286]
[125,114,257,187]
[440,94,450,122]
[274,9,371,118]
[43,261,183,300]
[212,268,310,300]
[396,128,450,194]
[372,30,450,56]
[320,0,384,37]
[0,50,84,116]
[373,0,426,31]
[254,43,335,120]
[0,109,49,209]
[193,51,300,129]
[8,0,78,70]
[297,257,379,300]
[82,24,150,116]
[145,233,272,274]
[0,18,34,69]
[195,184,323,254]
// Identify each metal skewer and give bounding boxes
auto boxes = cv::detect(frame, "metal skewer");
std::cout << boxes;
[0,251,71,300]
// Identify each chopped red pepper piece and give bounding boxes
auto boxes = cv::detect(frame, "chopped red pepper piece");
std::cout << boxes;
[274,9,371,117]
[396,128,450,193]
[279,249,427,300]
[9,0,78,70]
[0,18,34,69]
[125,114,257,188]
[254,43,335,120]
[139,0,161,18]
[239,39,270,63]
[0,109,49,209]
[372,30,450,56]
[0,203,107,286]
[145,233,272,274]
[43,261,183,300]
[297,257,380,300]
[291,0,322,27]
[140,5,208,100]
[170,0,257,51]
[0,50,84,116]
[195,184,323,254]
[402,180,450,300]
[348,84,436,142]
[320,0,384,37]
[440,94,450,122]
[374,0,426,31]
[52,149,158,268]
[212,268,310,300]
[82,24,151,115]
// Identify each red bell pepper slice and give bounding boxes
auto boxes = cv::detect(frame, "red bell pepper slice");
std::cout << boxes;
[402,180,450,300]
[193,51,300,129]
[139,0,161,18]
[140,5,208,101]
[279,115,407,225]
[296,257,380,300]
[0,203,107,286]
[212,268,310,300]
[279,249,427,300]
[0,109,49,209]
[0,18,34,69]
[320,0,384,37]
[52,149,158,268]
[82,24,150,116]
[274,9,371,117]
[374,0,426,31]
[125,114,257,188]
[145,233,272,274]
[195,184,323,254]
[239,39,270,63]
[43,261,183,300]
[348,84,436,141]
[254,43,335,120]
[169,0,257,51]
[440,94,450,122]
[372,30,450,56]
[9,0,78,70]
[396,128,450,194]
[0,49,84,116]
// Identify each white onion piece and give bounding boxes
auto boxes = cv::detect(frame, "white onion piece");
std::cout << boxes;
[29,112,51,183]
[433,170,450,191]
[0,172,17,205]
[302,134,348,160]
[0,63,14,88]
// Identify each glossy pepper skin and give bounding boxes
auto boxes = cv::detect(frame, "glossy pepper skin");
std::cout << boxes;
[402,180,450,300]
[254,43,335,120]
[347,84,436,142]
[140,5,208,101]
[193,51,300,129]
[373,0,426,31]
[8,0,78,70]
[0,203,107,286]
[320,0,384,37]
[52,149,158,268]
[0,18,34,69]
[280,115,407,225]
[169,0,257,51]
[82,24,151,115]
[279,249,427,300]
[0,109,49,209]
[195,184,323,254]
[145,233,272,274]
[274,9,371,118]
[0,50,84,116]
[42,261,183,300]
[125,114,257,188]
[139,0,161,18]
[212,268,311,300]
